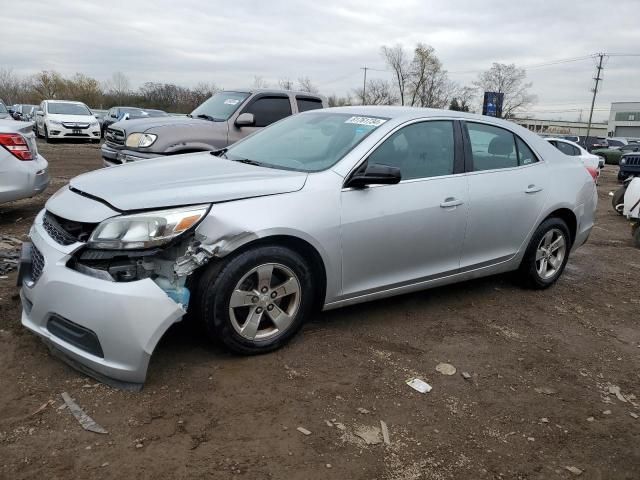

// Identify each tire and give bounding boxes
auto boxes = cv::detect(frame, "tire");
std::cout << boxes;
[35,123,42,138]
[44,125,52,143]
[633,224,640,249]
[194,245,315,355]
[612,187,626,215]
[517,217,571,289]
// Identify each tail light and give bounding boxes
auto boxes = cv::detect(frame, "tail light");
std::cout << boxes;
[0,133,33,161]
[585,166,598,182]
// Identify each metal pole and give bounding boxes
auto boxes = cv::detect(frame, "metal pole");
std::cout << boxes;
[585,53,604,147]
[361,67,368,105]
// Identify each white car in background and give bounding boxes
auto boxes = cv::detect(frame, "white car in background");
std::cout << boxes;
[545,137,602,181]
[35,100,101,143]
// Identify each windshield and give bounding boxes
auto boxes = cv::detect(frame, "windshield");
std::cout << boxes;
[48,102,91,115]
[191,91,250,121]
[225,112,388,172]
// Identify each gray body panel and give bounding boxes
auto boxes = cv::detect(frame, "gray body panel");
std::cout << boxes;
[22,106,597,387]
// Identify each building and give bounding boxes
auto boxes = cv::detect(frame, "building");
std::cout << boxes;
[608,102,640,138]
[511,118,607,137]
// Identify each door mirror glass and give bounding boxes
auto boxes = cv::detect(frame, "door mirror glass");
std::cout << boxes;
[235,112,255,127]
[346,163,401,189]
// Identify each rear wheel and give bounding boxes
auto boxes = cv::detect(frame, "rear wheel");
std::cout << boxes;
[633,223,640,249]
[195,245,315,355]
[517,218,571,289]
[612,187,625,215]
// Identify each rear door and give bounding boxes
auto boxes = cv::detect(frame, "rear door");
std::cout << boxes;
[460,121,549,269]
[340,119,468,297]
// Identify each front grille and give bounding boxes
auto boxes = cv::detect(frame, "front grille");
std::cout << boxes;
[62,122,89,129]
[42,211,96,245]
[623,155,640,166]
[31,245,44,283]
[105,127,125,146]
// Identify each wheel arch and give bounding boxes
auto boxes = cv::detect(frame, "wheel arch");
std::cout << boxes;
[542,207,577,246]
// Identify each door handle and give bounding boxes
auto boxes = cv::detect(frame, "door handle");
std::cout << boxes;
[525,185,543,194]
[440,197,464,208]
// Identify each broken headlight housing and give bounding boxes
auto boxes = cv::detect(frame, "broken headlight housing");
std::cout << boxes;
[125,133,157,148]
[87,205,209,250]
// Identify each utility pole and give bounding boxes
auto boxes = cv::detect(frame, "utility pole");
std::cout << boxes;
[360,66,368,105]
[585,53,605,144]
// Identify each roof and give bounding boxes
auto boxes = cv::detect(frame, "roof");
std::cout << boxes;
[45,99,87,104]
[224,88,324,98]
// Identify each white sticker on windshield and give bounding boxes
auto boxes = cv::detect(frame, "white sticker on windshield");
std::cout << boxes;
[224,99,240,105]
[345,116,387,127]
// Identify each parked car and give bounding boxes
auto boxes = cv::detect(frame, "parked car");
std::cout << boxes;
[19,106,597,388]
[545,137,601,180]
[90,109,108,135]
[579,136,608,152]
[592,143,640,165]
[0,119,49,203]
[0,100,10,120]
[618,150,640,182]
[12,104,37,121]
[35,100,101,143]
[100,107,168,134]
[101,89,326,166]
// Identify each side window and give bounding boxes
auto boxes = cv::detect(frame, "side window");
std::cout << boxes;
[243,96,292,127]
[555,141,578,157]
[467,122,519,171]
[516,137,539,164]
[367,121,455,180]
[296,97,323,112]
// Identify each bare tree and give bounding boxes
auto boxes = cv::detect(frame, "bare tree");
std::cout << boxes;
[297,76,319,94]
[252,75,269,88]
[104,71,131,104]
[353,79,397,105]
[0,68,24,104]
[449,85,476,112]
[31,71,65,100]
[381,44,410,106]
[278,78,294,90]
[406,43,453,108]
[473,63,536,118]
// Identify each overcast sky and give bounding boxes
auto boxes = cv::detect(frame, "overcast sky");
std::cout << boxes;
[2,0,640,122]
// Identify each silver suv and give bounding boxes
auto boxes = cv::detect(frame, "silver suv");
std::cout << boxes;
[101,89,326,166]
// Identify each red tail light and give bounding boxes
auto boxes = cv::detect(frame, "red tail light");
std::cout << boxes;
[586,166,598,182]
[0,133,33,161]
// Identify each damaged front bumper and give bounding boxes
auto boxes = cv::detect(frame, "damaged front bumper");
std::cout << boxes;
[20,212,186,390]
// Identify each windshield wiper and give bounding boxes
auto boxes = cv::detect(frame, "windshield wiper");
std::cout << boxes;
[196,114,220,121]
[210,147,228,158]
[231,158,264,167]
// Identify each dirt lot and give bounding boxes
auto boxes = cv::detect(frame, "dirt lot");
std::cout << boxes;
[1,140,639,480]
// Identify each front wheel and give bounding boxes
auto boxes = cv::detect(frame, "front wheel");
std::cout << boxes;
[517,218,571,289]
[195,245,316,355]
[44,125,52,143]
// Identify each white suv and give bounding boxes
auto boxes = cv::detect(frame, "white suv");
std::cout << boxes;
[35,100,101,143]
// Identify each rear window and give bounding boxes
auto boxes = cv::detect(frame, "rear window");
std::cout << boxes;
[296,97,323,112]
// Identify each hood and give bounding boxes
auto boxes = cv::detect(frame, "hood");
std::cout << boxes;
[48,113,96,123]
[69,152,308,211]
[111,116,216,133]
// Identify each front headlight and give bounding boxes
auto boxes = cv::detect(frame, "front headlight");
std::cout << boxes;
[126,133,157,148]
[89,120,99,127]
[49,119,62,125]
[620,158,627,165]
[88,204,210,250]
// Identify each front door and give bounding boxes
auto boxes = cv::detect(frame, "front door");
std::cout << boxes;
[340,120,468,297]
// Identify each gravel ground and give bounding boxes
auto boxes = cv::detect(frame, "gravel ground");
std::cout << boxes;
[0,140,639,480]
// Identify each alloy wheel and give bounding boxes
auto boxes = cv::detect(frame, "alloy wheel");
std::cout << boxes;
[535,228,566,280]
[228,263,301,341]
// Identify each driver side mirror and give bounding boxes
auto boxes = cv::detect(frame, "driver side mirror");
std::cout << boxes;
[235,112,255,127]
[345,163,402,189]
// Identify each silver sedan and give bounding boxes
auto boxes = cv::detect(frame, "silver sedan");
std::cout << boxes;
[19,107,597,389]
[0,119,49,204]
